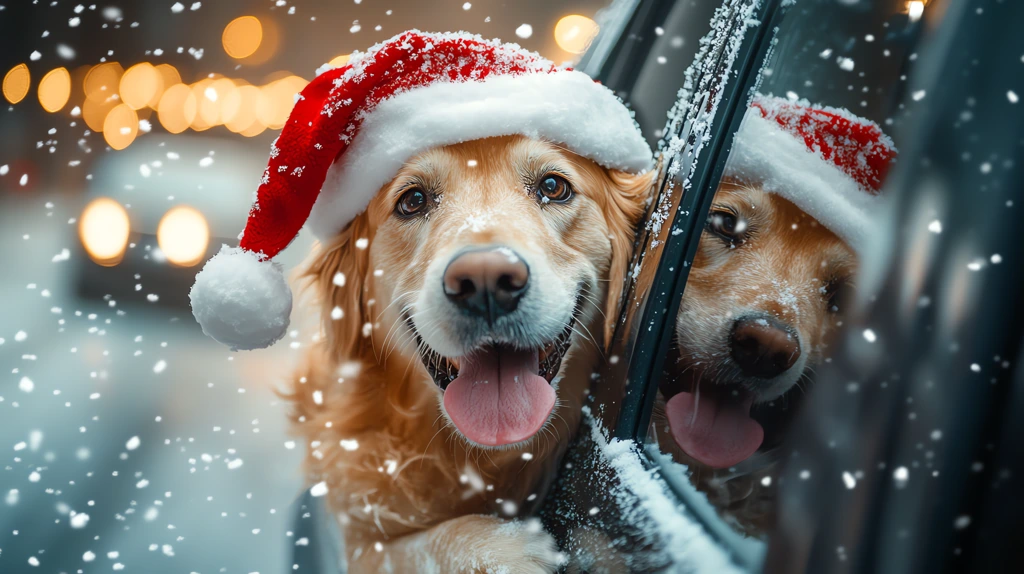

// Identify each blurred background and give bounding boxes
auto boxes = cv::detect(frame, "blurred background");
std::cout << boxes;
[0,1,612,572]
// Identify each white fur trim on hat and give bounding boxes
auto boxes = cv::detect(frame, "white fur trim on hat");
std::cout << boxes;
[189,245,293,351]
[726,112,882,251]
[308,69,652,240]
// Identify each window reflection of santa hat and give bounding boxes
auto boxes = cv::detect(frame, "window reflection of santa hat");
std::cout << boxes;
[725,95,898,252]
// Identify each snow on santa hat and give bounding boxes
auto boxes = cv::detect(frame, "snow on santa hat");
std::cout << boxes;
[726,94,897,251]
[189,30,653,351]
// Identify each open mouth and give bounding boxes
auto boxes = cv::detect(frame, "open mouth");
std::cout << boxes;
[665,381,807,470]
[407,307,578,447]
[666,386,764,470]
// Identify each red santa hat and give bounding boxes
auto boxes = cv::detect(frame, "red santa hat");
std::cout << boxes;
[189,30,653,351]
[726,95,897,250]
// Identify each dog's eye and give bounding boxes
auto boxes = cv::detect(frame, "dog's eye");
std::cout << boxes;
[535,174,573,203]
[824,279,854,313]
[396,187,428,217]
[707,209,745,242]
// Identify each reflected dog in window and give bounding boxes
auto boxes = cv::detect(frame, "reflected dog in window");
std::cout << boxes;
[652,96,897,536]
[291,135,649,571]
[654,180,856,535]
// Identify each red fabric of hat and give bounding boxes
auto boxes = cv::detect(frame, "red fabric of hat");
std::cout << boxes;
[727,95,898,251]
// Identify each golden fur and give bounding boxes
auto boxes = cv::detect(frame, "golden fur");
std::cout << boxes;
[656,180,856,536]
[286,136,651,572]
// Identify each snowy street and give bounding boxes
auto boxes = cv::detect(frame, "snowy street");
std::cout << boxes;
[1,193,305,572]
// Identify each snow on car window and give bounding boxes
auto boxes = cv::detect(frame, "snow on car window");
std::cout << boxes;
[542,408,744,573]
[653,0,762,240]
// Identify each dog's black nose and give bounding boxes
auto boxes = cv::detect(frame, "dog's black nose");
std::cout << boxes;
[443,246,529,323]
[730,315,801,379]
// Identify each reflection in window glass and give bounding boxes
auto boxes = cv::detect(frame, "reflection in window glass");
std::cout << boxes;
[628,0,722,145]
[647,0,939,543]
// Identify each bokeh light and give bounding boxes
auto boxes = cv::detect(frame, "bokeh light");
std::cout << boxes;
[157,206,210,267]
[256,75,308,130]
[84,62,124,103]
[554,15,600,54]
[329,54,351,68]
[224,84,262,135]
[153,64,181,107]
[3,63,31,104]
[157,83,198,134]
[37,67,71,113]
[222,16,263,59]
[119,62,161,110]
[82,95,119,132]
[79,197,131,266]
[102,103,139,150]
[190,78,217,131]
[908,1,926,21]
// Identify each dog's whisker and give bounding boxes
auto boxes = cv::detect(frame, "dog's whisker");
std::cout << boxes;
[379,301,432,362]
[375,289,422,322]
[382,309,430,364]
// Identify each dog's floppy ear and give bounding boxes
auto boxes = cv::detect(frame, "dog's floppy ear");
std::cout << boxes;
[303,212,376,362]
[601,168,656,348]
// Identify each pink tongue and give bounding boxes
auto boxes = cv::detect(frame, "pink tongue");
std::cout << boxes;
[443,347,555,447]
[665,390,764,469]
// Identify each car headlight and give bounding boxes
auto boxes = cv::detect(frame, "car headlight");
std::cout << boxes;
[157,205,210,267]
[79,197,131,266]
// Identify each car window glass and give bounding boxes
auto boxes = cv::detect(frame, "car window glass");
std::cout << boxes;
[644,0,947,553]
[541,1,767,570]
[627,0,724,146]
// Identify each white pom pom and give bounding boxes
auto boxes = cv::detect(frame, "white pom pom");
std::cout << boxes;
[189,245,292,351]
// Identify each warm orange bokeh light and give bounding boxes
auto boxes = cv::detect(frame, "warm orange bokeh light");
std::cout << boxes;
[102,103,139,150]
[190,78,217,131]
[38,67,71,113]
[328,54,351,68]
[3,63,31,104]
[82,95,119,132]
[157,83,197,134]
[554,15,600,55]
[222,16,263,59]
[119,62,161,110]
[256,75,308,130]
[79,197,131,266]
[239,120,268,138]
[157,206,210,267]
[153,64,181,107]
[224,84,261,134]
[84,62,124,103]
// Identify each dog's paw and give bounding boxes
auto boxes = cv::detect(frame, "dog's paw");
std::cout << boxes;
[492,517,563,573]
[437,515,563,574]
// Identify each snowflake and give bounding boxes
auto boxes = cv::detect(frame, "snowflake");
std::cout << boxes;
[291,166,305,177]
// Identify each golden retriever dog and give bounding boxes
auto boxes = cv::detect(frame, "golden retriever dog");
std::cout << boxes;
[652,179,857,535]
[287,135,650,572]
